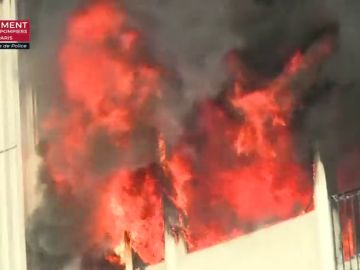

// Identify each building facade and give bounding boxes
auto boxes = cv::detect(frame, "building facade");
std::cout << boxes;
[0,1,341,270]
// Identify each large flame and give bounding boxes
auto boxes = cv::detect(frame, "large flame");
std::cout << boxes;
[40,0,335,266]
[42,2,164,264]
[167,51,314,250]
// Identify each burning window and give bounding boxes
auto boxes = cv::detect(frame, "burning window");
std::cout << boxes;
[332,190,360,270]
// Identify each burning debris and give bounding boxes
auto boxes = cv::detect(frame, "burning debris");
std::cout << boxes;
[26,0,360,269]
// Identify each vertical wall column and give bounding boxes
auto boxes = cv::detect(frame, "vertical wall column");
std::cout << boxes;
[20,81,41,219]
[314,153,336,270]
[0,0,27,269]
[164,230,187,270]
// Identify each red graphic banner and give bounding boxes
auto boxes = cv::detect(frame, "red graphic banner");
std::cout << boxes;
[0,20,30,42]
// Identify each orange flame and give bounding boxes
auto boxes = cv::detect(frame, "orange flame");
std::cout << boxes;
[41,0,336,264]
[342,218,355,261]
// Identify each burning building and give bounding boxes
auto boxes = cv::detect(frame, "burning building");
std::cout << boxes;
[2,0,360,269]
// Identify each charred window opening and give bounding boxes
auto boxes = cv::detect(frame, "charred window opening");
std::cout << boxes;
[332,189,360,270]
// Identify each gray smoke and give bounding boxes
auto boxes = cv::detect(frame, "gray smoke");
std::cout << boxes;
[18,1,87,270]
[21,0,360,269]
[299,0,360,194]
[122,0,341,143]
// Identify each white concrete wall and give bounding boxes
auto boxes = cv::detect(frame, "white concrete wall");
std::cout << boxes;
[147,157,335,270]
[0,0,27,269]
[314,155,336,270]
[147,213,321,270]
[181,214,321,270]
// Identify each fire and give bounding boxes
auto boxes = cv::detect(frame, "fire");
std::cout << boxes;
[42,1,164,265]
[40,0,336,266]
[342,218,355,261]
[166,51,316,250]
